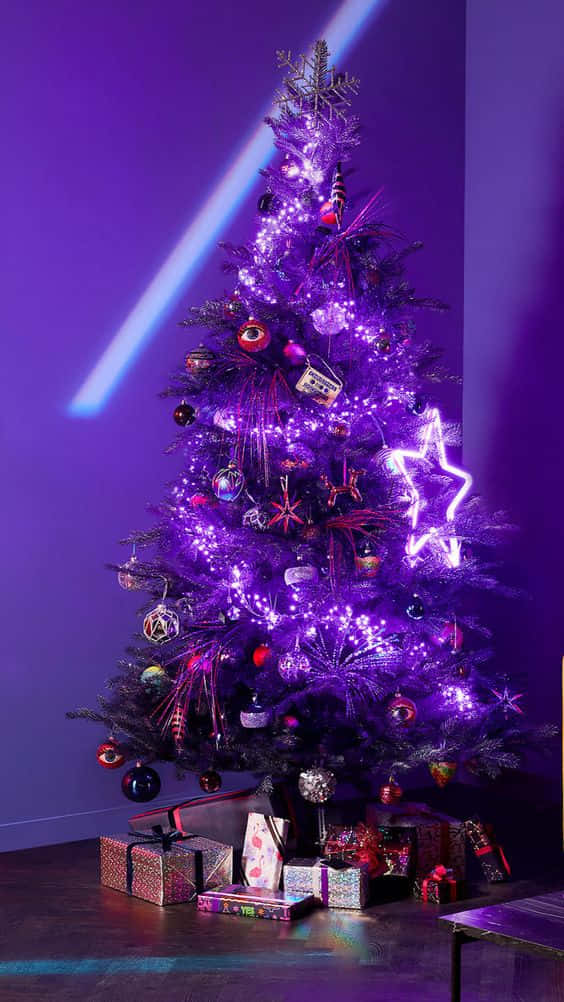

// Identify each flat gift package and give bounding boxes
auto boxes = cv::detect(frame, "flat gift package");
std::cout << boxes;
[465,816,510,882]
[129,785,297,849]
[284,857,369,909]
[100,828,233,906]
[241,812,290,889]
[366,802,466,878]
[197,883,315,921]
[413,865,464,904]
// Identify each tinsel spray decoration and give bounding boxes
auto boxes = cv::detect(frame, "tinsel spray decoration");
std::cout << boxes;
[330,161,346,228]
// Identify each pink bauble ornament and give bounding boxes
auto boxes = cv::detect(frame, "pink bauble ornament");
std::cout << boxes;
[283,341,307,365]
[436,622,464,651]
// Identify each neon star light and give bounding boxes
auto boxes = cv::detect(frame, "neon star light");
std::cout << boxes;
[390,408,472,568]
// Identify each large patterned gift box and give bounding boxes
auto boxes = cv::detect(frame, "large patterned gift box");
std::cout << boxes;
[129,785,298,849]
[241,813,290,889]
[284,857,370,909]
[100,828,232,906]
[365,802,466,879]
[465,816,510,882]
[198,884,315,921]
[324,823,415,879]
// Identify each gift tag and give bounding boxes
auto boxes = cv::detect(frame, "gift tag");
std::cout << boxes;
[295,357,343,407]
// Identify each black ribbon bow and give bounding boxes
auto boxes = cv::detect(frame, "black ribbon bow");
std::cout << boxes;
[125,825,186,894]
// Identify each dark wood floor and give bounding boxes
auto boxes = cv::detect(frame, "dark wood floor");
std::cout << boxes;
[0,840,563,1002]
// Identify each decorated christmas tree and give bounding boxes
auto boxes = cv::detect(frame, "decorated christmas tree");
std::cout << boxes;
[70,42,547,808]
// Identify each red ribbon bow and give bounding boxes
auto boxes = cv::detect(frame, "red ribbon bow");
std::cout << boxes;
[421,864,457,903]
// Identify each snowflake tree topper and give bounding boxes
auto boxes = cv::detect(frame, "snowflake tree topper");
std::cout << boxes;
[275,40,359,125]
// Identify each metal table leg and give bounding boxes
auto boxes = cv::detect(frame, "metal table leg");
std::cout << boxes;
[451,929,471,1002]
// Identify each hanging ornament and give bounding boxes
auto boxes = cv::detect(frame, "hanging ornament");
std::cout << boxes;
[121,762,161,802]
[143,599,180,645]
[223,293,242,321]
[96,740,125,770]
[298,767,336,804]
[280,443,314,473]
[435,622,464,651]
[407,395,426,415]
[490,685,524,716]
[330,420,350,440]
[237,318,271,352]
[283,341,307,365]
[330,161,346,227]
[280,159,299,178]
[212,462,244,502]
[301,518,321,542]
[252,644,272,668]
[379,778,403,805]
[199,769,222,793]
[170,702,186,748]
[213,407,236,432]
[311,302,347,337]
[376,336,392,355]
[406,595,425,620]
[117,552,143,591]
[355,553,381,578]
[320,200,337,225]
[140,665,169,690]
[284,564,318,587]
[278,638,311,683]
[269,475,304,532]
[429,761,458,788]
[240,691,272,728]
[386,694,417,726]
[243,506,269,531]
[257,192,278,215]
[185,345,214,374]
[320,458,364,508]
[282,714,300,730]
[173,401,196,426]
[295,356,343,407]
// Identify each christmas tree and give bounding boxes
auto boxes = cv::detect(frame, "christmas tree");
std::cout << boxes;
[70,42,547,804]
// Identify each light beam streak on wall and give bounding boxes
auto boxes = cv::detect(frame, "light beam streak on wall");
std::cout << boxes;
[68,0,387,416]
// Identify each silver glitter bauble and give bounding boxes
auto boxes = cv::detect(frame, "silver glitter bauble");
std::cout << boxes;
[278,640,311,683]
[298,767,337,804]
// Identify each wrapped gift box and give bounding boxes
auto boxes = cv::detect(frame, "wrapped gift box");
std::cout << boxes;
[129,786,297,849]
[241,813,289,889]
[366,802,466,879]
[324,824,415,879]
[197,884,315,921]
[100,829,232,906]
[465,817,510,882]
[284,857,369,909]
[413,866,465,904]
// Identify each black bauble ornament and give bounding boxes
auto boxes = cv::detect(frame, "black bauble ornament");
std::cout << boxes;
[407,396,426,415]
[406,595,425,620]
[121,763,161,802]
[173,402,196,427]
[199,769,222,793]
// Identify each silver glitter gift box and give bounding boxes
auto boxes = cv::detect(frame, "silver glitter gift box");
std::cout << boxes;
[284,857,369,910]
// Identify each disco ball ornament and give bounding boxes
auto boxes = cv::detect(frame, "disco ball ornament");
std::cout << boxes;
[121,763,161,802]
[320,201,337,225]
[96,740,126,770]
[283,341,307,365]
[406,595,425,620]
[435,622,464,651]
[212,462,244,502]
[185,345,214,374]
[298,767,336,804]
[278,640,311,683]
[143,602,180,644]
[140,664,168,690]
[117,555,143,591]
[199,769,222,793]
[379,779,403,805]
[429,761,458,789]
[237,318,271,352]
[240,691,272,728]
[243,506,269,531]
[311,302,347,337]
[386,694,417,726]
[173,401,196,426]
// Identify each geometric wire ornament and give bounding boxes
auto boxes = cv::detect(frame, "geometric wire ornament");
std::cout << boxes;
[143,603,180,644]
[390,408,473,569]
[275,40,359,125]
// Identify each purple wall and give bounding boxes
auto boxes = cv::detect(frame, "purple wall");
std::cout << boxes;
[464,0,564,785]
[1,0,465,850]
